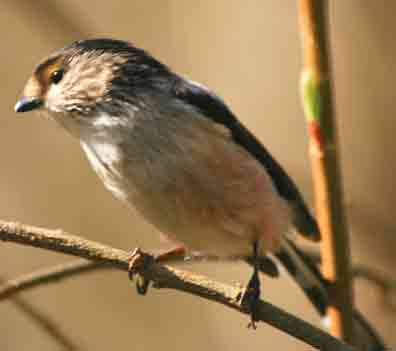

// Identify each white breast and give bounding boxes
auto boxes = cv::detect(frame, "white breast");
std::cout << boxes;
[81,141,129,201]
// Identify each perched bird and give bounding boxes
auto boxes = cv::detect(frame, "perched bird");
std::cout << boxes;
[15,38,327,326]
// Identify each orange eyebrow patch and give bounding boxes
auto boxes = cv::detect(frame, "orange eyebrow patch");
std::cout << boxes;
[33,55,64,93]
[21,55,65,99]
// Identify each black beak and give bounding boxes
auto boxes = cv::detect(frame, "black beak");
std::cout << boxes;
[15,97,43,113]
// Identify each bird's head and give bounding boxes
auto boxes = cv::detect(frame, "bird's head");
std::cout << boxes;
[15,38,172,130]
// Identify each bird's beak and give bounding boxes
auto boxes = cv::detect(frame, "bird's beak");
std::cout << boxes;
[14,96,43,113]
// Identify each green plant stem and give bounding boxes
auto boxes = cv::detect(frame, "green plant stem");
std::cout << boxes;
[298,0,355,344]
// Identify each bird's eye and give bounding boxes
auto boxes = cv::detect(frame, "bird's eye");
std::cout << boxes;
[50,69,64,84]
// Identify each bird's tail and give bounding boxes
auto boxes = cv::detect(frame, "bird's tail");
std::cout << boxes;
[273,238,386,350]
[275,238,328,315]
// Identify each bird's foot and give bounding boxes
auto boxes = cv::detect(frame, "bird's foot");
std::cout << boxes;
[128,248,154,295]
[128,246,187,295]
[242,267,261,329]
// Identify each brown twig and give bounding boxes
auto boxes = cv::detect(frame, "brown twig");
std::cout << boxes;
[353,267,396,309]
[0,260,103,301]
[1,251,388,351]
[3,290,78,351]
[0,254,231,301]
[3,247,395,310]
[0,220,356,351]
[0,246,390,350]
[0,260,105,350]
[0,272,79,351]
[300,245,396,311]
[298,0,355,343]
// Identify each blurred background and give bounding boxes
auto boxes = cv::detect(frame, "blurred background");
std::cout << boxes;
[1,1,395,350]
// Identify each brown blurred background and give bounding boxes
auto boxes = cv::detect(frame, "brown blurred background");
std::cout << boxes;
[1,1,395,350]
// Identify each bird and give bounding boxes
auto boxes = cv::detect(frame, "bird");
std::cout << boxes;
[15,38,328,327]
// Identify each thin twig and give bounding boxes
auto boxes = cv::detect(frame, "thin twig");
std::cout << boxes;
[298,0,355,343]
[0,260,103,301]
[354,267,396,309]
[3,288,78,351]
[300,246,396,311]
[0,220,355,351]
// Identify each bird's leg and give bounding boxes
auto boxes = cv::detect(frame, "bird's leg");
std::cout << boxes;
[128,248,153,295]
[155,245,187,263]
[243,240,261,329]
[128,245,187,295]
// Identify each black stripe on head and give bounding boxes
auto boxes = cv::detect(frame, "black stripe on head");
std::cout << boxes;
[71,38,135,53]
[66,38,170,77]
[63,38,173,107]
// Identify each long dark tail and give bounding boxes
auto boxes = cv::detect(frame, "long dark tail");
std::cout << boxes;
[275,238,328,315]
[272,238,385,350]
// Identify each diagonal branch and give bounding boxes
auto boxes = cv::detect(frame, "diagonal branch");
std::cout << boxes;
[300,245,396,311]
[0,260,103,301]
[0,219,355,351]
[1,247,391,351]
[3,248,395,309]
[0,255,236,301]
[1,275,78,351]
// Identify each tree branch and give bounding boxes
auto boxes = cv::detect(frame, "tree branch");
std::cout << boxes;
[3,249,395,311]
[0,260,103,301]
[1,275,78,350]
[300,245,396,311]
[0,254,242,301]
[1,246,391,350]
[3,247,395,309]
[0,219,355,351]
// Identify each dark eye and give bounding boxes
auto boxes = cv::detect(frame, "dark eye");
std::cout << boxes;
[50,69,64,84]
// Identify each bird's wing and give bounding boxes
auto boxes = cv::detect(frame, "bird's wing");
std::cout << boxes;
[173,78,320,241]
[173,79,386,350]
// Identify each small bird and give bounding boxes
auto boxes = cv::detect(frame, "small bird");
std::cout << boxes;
[15,38,327,326]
